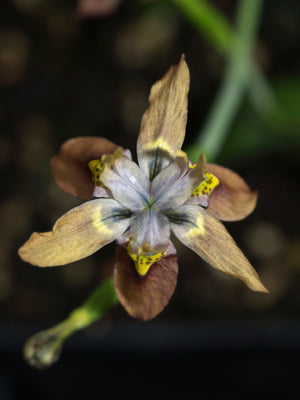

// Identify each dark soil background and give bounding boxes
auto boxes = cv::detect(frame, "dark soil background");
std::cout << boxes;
[0,0,299,398]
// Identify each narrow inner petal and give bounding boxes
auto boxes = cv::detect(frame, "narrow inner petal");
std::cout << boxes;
[113,157,150,199]
[150,155,205,211]
[100,157,150,212]
[129,210,170,255]
[150,155,188,203]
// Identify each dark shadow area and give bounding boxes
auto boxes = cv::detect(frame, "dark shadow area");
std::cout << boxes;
[1,321,300,399]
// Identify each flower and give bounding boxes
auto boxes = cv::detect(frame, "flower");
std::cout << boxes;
[19,55,268,321]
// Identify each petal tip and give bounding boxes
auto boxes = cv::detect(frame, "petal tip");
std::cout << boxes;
[18,232,49,267]
[18,244,25,262]
[249,280,269,293]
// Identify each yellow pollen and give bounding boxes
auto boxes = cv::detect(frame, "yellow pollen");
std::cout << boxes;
[88,159,104,187]
[191,172,219,198]
[126,243,163,276]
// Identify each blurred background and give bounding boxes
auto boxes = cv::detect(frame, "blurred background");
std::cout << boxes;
[0,0,299,398]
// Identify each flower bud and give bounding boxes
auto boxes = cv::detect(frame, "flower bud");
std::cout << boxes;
[23,322,70,369]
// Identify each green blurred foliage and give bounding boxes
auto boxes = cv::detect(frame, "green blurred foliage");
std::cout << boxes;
[219,77,300,164]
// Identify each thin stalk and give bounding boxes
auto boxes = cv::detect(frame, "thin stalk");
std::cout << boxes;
[24,277,119,369]
[187,0,264,161]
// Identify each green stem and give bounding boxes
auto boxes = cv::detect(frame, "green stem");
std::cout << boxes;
[186,0,264,161]
[24,277,119,369]
[77,275,119,322]
[248,64,277,113]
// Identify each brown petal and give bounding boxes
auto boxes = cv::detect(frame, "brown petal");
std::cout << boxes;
[170,205,268,293]
[51,137,119,200]
[206,163,258,221]
[114,245,178,321]
[18,199,131,267]
[137,55,190,179]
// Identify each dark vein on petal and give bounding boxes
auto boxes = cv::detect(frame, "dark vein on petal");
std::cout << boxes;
[166,212,198,227]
